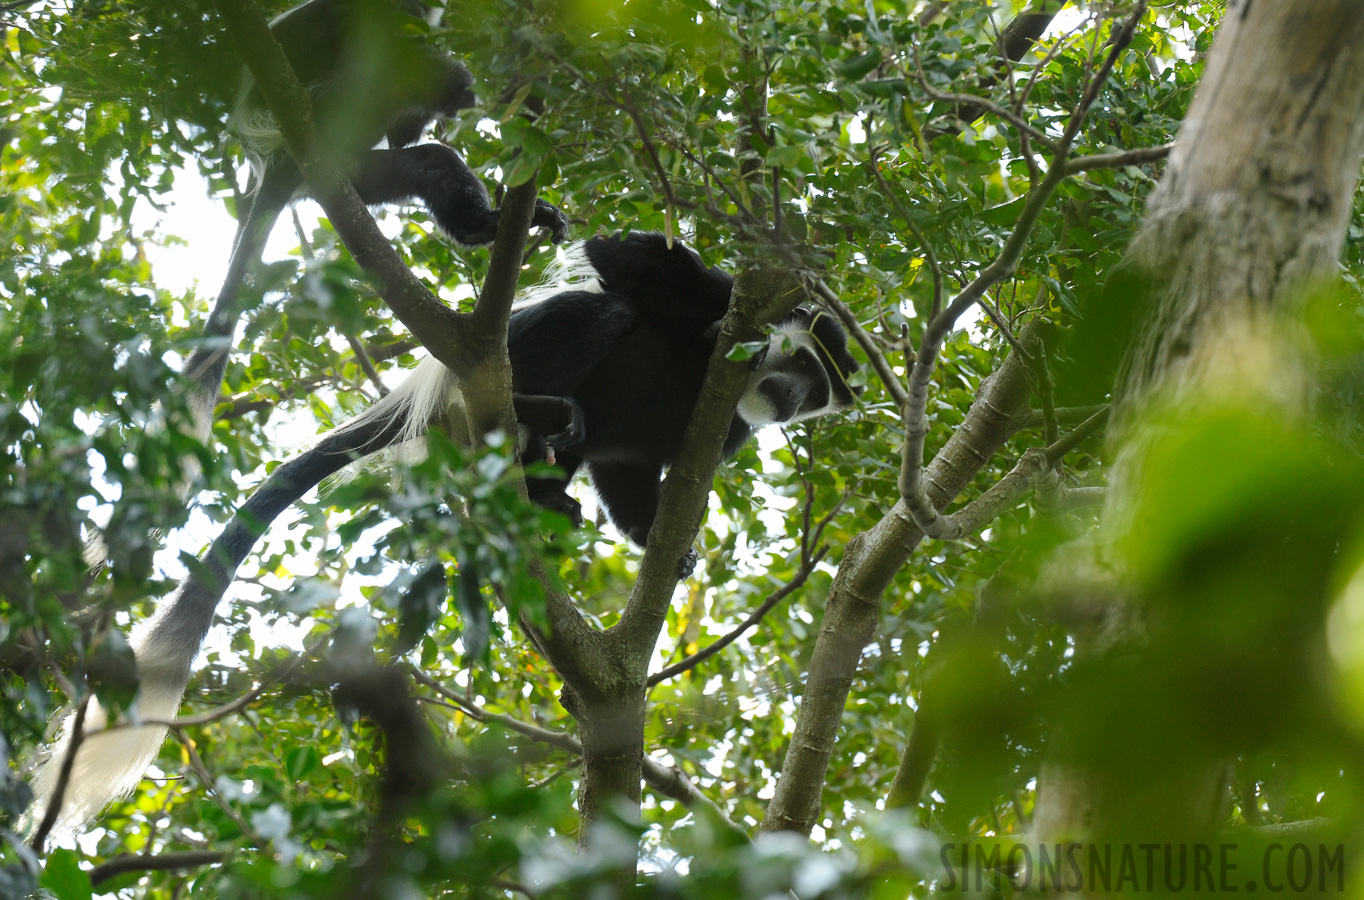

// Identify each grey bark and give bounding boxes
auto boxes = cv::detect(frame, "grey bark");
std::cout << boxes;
[1033,0,1364,842]
[761,324,1037,834]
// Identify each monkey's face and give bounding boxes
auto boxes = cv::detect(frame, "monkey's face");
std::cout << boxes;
[739,338,833,424]
[736,311,861,426]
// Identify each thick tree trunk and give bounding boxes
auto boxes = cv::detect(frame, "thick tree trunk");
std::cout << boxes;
[1033,0,1364,842]
[567,690,647,845]
[762,328,1037,834]
[1115,1,1364,420]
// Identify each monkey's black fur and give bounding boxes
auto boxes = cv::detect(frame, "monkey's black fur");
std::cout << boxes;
[215,233,860,558]
[510,233,860,544]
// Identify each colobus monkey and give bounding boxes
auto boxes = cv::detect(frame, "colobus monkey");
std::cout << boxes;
[182,0,568,452]
[29,233,857,831]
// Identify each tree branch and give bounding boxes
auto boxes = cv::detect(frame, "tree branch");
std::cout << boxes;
[89,851,229,887]
[612,265,805,653]
[647,546,828,687]
[409,668,747,837]
[212,0,467,378]
[212,0,595,684]
[171,728,268,848]
[898,4,1145,540]
[763,318,1039,835]
[29,694,90,853]
[1062,142,1174,175]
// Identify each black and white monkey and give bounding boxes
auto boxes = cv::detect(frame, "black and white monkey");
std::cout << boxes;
[28,233,858,831]
[181,0,568,454]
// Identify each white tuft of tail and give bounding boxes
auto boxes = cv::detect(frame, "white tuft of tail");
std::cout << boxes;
[327,355,464,480]
[510,241,601,313]
[25,604,198,834]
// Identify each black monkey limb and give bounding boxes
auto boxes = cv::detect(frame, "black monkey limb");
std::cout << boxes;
[179,0,567,446]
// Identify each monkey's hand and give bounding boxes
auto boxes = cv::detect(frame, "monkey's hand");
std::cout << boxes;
[533,199,570,244]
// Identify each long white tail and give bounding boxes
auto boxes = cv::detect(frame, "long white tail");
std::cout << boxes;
[26,598,202,834]
[26,356,464,833]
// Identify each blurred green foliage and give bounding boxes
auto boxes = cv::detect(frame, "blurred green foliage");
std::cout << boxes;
[6,0,1364,897]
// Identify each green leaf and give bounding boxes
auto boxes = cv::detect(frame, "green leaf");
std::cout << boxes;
[40,850,92,900]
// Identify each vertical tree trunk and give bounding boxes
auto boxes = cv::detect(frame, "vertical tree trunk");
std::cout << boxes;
[1033,0,1364,841]
[762,333,1036,834]
[1115,2,1364,419]
[569,691,646,845]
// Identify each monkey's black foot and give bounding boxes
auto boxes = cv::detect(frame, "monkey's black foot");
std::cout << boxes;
[677,547,699,580]
[532,490,583,528]
[533,199,570,244]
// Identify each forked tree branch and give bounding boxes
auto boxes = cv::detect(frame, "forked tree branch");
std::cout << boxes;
[409,668,748,837]
[898,3,1144,540]
[211,0,595,676]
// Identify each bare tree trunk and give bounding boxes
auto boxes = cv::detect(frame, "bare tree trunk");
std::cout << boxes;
[1033,0,1364,843]
[565,690,646,846]
[762,329,1037,834]
[1116,2,1364,420]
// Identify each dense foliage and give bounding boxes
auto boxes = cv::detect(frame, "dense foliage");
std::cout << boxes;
[3,0,1363,897]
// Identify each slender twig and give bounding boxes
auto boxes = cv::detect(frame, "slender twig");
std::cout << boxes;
[412,676,582,755]
[867,144,944,322]
[219,340,416,420]
[810,279,908,408]
[344,335,389,396]
[29,695,91,852]
[489,877,538,898]
[44,655,78,703]
[1062,142,1174,175]
[90,851,230,887]
[165,679,280,728]
[1019,404,1106,430]
[1042,405,1108,463]
[172,728,268,847]
[621,93,679,238]
[1016,9,1090,115]
[674,143,763,230]
[140,644,312,730]
[978,293,1028,361]
[912,46,1058,151]
[648,546,828,687]
[1032,334,1059,445]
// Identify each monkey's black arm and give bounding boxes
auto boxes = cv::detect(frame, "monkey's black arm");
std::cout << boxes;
[350,145,567,247]
[585,461,664,547]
